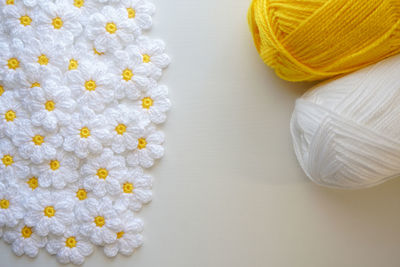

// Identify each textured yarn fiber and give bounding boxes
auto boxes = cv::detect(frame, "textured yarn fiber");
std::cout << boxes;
[248,0,400,82]
[291,54,400,189]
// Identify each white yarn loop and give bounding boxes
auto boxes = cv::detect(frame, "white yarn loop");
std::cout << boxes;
[291,54,400,189]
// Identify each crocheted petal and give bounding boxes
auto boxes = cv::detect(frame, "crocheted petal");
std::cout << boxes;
[90,230,103,246]
[104,243,118,257]
[77,241,93,256]
[11,240,25,256]
[24,240,40,258]
[35,220,49,236]
[70,248,85,265]
[102,228,117,244]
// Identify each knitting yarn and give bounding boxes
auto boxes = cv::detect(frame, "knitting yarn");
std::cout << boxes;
[291,54,400,189]
[248,0,400,82]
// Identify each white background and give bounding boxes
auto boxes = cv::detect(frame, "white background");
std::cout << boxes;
[2,0,400,266]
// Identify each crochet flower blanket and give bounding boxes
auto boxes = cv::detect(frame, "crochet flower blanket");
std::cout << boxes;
[0,0,170,264]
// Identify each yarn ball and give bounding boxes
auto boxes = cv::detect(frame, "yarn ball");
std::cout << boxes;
[248,0,400,82]
[291,54,400,189]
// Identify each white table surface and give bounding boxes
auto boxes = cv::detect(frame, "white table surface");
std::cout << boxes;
[2,0,400,266]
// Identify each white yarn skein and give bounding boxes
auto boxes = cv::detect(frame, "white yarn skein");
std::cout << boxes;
[291,54,400,189]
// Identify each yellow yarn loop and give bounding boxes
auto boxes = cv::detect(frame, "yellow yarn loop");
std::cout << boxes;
[248,0,400,82]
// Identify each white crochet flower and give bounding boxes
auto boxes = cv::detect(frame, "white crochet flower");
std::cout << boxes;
[20,168,41,193]
[37,2,82,44]
[103,211,143,257]
[2,2,36,38]
[77,197,121,245]
[112,45,153,100]
[81,148,125,197]
[135,85,171,124]
[80,41,108,60]
[0,39,24,83]
[136,36,170,80]
[105,107,145,153]
[18,35,63,73]
[0,139,30,183]
[3,223,47,258]
[118,0,155,30]
[62,107,110,158]
[0,92,28,138]
[0,182,24,227]
[24,189,74,236]
[127,125,164,168]
[86,6,140,53]
[46,224,93,265]
[10,65,60,101]
[34,150,79,189]
[52,40,95,73]
[12,120,63,164]
[115,167,152,212]
[66,179,90,202]
[67,61,114,112]
[28,80,76,132]
[65,180,93,220]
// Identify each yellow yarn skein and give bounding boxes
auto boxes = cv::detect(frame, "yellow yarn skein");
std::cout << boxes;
[248,0,400,82]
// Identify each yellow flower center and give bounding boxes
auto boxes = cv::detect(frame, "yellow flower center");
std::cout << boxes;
[137,138,147,149]
[45,100,55,111]
[123,182,134,194]
[32,135,44,146]
[122,68,133,81]
[0,85,4,96]
[44,206,55,217]
[93,47,104,55]
[84,80,96,91]
[142,54,150,63]
[6,0,14,4]
[80,127,90,138]
[0,199,9,209]
[142,97,153,109]
[97,168,108,179]
[27,177,38,190]
[20,15,32,26]
[115,124,126,135]
[5,110,16,122]
[76,189,87,200]
[68,59,78,70]
[7,58,19,69]
[2,155,13,166]
[21,226,32,238]
[73,0,84,8]
[117,231,124,239]
[127,8,135,18]
[52,17,63,29]
[50,160,60,171]
[65,237,77,248]
[31,82,41,88]
[38,54,49,65]
[94,216,105,227]
[105,22,117,34]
